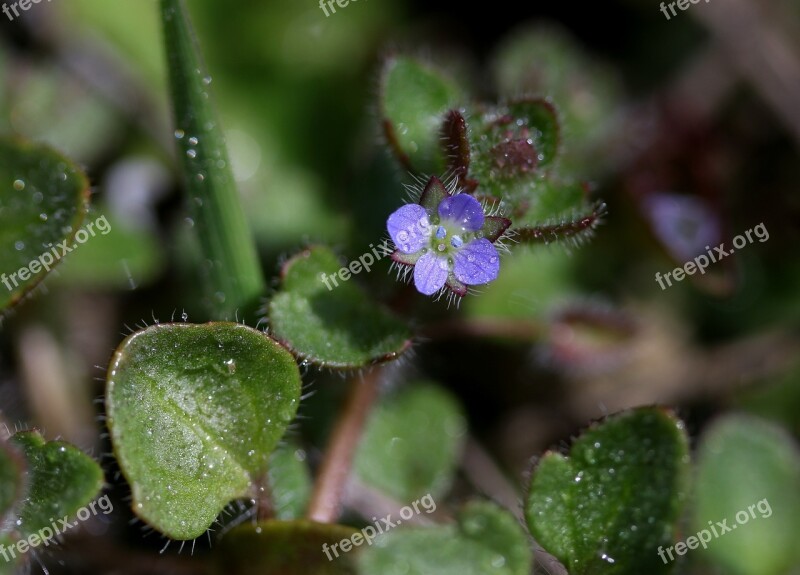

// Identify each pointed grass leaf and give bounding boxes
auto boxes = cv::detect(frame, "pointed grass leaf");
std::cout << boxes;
[0,138,90,314]
[267,246,411,369]
[525,407,690,575]
[161,0,264,319]
[106,322,301,539]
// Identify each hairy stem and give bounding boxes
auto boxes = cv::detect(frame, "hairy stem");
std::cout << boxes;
[307,369,383,523]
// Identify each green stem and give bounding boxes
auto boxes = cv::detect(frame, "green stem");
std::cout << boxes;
[160,0,264,319]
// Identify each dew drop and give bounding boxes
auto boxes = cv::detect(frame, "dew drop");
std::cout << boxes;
[224,359,236,374]
[600,553,615,564]
[13,179,25,191]
[174,129,185,140]
[186,149,197,159]
[188,136,199,146]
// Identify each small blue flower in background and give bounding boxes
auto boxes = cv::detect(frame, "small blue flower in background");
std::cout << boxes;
[387,176,511,297]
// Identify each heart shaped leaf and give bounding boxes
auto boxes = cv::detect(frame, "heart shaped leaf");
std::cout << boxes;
[106,322,301,539]
[526,407,690,575]
[267,246,412,369]
[0,138,90,314]
[693,415,800,575]
[353,382,466,503]
[357,500,532,575]
[9,431,104,539]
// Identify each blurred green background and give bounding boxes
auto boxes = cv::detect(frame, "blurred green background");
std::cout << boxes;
[0,0,798,573]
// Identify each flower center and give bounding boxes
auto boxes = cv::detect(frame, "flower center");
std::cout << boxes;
[430,222,469,259]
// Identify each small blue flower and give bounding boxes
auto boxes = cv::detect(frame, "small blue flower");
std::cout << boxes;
[387,177,510,297]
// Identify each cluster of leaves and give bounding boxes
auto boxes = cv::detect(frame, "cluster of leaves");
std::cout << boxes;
[380,55,606,299]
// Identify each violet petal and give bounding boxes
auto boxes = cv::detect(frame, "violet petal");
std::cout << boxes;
[438,194,484,232]
[413,252,449,295]
[453,238,500,285]
[387,204,432,254]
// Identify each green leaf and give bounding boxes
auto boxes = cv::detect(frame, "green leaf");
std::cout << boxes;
[161,0,264,319]
[441,110,478,192]
[515,200,606,247]
[357,501,532,575]
[0,138,90,314]
[526,407,690,575]
[693,415,800,575]
[380,56,460,174]
[106,322,301,539]
[9,431,104,538]
[267,444,312,521]
[353,382,466,503]
[216,520,360,575]
[0,441,24,521]
[268,246,412,369]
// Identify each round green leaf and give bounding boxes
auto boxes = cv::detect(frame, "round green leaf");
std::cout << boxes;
[0,138,90,313]
[693,415,800,575]
[267,246,411,369]
[353,383,466,503]
[9,431,104,539]
[357,501,531,575]
[216,520,360,575]
[106,322,301,540]
[525,407,690,575]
